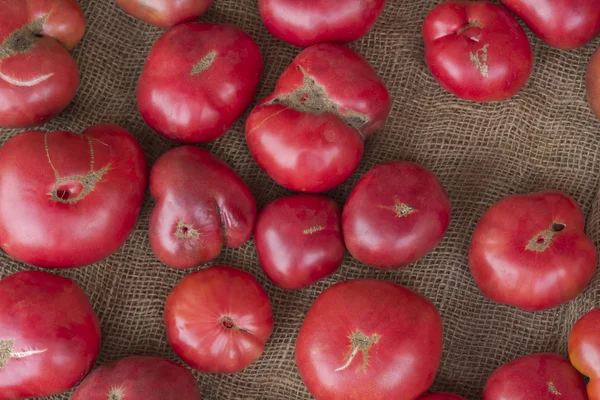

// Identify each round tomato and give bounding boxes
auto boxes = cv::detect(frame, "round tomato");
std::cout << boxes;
[0,271,101,399]
[469,190,597,311]
[0,0,85,128]
[296,279,443,400]
[569,308,600,399]
[164,266,273,374]
[255,195,345,289]
[71,356,201,400]
[116,0,213,28]
[149,146,256,269]
[421,394,467,400]
[342,161,451,270]
[423,1,533,102]
[138,22,263,144]
[588,45,600,120]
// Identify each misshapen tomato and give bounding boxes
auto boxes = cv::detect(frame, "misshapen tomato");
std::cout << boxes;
[588,45,600,120]
[569,308,600,400]
[469,190,597,311]
[421,394,467,400]
[246,43,391,193]
[116,0,213,28]
[295,279,443,400]
[0,271,101,400]
[423,1,533,102]
[0,0,85,128]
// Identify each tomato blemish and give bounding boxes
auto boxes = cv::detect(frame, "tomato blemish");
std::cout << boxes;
[108,387,125,400]
[526,222,567,252]
[547,381,561,395]
[0,339,47,369]
[335,330,381,373]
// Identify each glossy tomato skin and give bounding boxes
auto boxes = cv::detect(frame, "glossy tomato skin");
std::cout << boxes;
[164,266,273,374]
[116,0,213,28]
[342,161,451,270]
[149,146,256,269]
[0,0,85,128]
[421,394,467,400]
[469,190,597,311]
[255,195,345,289]
[423,1,533,102]
[588,46,600,120]
[138,23,262,144]
[258,0,386,48]
[296,279,443,400]
[71,356,201,400]
[483,353,587,400]
[501,0,600,49]
[0,271,101,400]
[569,308,600,400]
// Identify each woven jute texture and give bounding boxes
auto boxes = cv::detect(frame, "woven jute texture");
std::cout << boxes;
[2,0,600,399]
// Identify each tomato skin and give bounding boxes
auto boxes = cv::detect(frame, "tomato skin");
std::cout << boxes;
[116,0,213,28]
[295,279,443,400]
[149,146,256,269]
[258,0,386,48]
[421,394,467,400]
[588,46,600,121]
[0,123,148,269]
[71,356,201,400]
[138,23,263,144]
[245,43,391,193]
[255,195,345,289]
[423,1,533,102]
[569,308,600,400]
[483,353,587,400]
[342,161,451,270]
[469,190,597,311]
[0,271,101,400]
[0,0,85,128]
[164,266,273,374]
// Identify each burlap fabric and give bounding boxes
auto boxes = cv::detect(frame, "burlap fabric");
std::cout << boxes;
[1,0,600,399]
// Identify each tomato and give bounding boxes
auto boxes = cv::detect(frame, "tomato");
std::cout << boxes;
[149,146,256,269]
[421,394,467,400]
[138,23,262,144]
[469,190,597,311]
[255,195,344,289]
[116,0,213,29]
[0,271,101,399]
[295,279,443,400]
[0,123,148,268]
[71,356,201,400]
[342,161,451,270]
[164,266,273,374]
[483,353,587,400]
[500,0,600,50]
[258,0,386,48]
[423,1,533,102]
[588,45,600,121]
[0,0,85,128]
[568,308,600,400]
[245,43,391,193]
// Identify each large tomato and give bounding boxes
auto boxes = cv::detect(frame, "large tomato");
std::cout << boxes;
[500,0,600,49]
[421,394,467,400]
[245,43,391,193]
[71,356,201,400]
[588,45,600,120]
[116,0,213,29]
[0,271,101,399]
[423,1,533,102]
[0,0,85,128]
[483,353,587,400]
[164,266,273,374]
[568,308,600,400]
[138,23,262,144]
[342,161,451,270]
[258,0,386,48]
[469,190,597,311]
[295,279,443,400]
[254,195,345,289]
[0,123,148,268]
[149,146,256,269]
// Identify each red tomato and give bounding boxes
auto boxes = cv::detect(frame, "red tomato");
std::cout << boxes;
[500,0,600,49]
[483,353,587,400]
[0,271,101,399]
[258,0,386,48]
[423,1,533,102]
[164,266,273,374]
[0,0,85,128]
[568,308,600,400]
[116,0,213,29]
[245,43,391,193]
[421,394,467,400]
[342,161,451,270]
[138,23,263,144]
[469,190,597,311]
[588,45,600,120]
[71,356,201,400]
[149,146,256,269]
[0,123,148,268]
[255,195,345,289]
[296,279,443,400]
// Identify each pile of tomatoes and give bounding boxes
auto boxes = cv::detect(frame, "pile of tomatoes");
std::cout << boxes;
[0,0,600,399]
